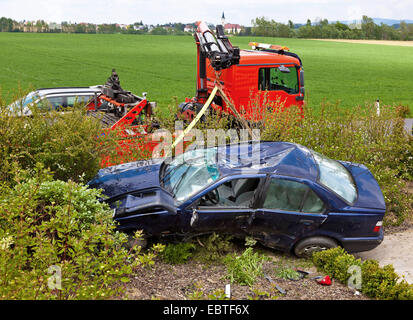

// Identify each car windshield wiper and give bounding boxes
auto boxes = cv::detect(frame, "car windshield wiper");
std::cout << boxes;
[161,161,186,187]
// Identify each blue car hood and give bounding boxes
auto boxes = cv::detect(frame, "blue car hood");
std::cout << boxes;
[87,159,163,199]
[340,161,386,210]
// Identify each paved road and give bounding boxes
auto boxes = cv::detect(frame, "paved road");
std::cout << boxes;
[355,230,413,284]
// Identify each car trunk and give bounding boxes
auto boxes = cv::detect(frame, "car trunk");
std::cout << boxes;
[339,161,386,211]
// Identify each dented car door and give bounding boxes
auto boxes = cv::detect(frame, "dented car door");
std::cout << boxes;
[248,175,328,251]
[182,176,266,236]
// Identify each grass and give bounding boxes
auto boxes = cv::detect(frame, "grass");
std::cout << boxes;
[0,33,412,114]
[0,33,196,107]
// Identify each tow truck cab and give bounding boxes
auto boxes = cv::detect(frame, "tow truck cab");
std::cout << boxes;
[205,47,305,120]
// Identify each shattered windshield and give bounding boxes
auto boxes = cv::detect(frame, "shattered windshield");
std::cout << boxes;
[161,148,220,202]
[311,151,357,203]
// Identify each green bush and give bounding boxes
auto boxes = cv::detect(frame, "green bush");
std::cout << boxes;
[0,164,163,299]
[275,266,302,280]
[313,247,413,300]
[160,242,196,264]
[224,247,269,286]
[160,233,235,265]
[0,91,124,183]
[312,247,362,283]
[260,102,413,225]
[193,233,235,264]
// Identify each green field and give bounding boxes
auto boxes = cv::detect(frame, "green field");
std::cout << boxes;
[0,33,412,113]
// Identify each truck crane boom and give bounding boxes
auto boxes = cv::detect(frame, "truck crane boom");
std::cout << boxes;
[194,21,240,103]
[195,21,240,71]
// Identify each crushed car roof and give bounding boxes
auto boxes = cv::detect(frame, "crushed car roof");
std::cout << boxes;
[215,141,319,181]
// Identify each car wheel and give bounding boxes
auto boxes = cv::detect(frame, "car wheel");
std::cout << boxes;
[293,237,338,258]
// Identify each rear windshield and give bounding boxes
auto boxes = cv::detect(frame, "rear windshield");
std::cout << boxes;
[311,151,357,203]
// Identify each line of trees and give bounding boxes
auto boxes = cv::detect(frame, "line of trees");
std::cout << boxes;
[2,15,413,40]
[0,17,194,35]
[250,16,413,41]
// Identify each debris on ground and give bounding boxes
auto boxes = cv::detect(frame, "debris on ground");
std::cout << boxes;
[122,259,369,300]
[316,275,332,286]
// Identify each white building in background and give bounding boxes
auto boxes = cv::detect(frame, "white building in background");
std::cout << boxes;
[48,22,62,30]
[184,24,194,32]
[221,12,242,34]
[224,23,241,34]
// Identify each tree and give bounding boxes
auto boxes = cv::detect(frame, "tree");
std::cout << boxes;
[400,21,412,41]
[319,19,329,27]
[150,26,168,35]
[361,15,375,39]
[0,17,14,32]
[335,21,349,31]
[251,17,293,38]
[74,23,86,33]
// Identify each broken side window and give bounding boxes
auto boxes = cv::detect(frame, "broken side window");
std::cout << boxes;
[200,178,260,208]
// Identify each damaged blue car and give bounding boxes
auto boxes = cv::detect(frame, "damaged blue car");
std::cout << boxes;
[88,141,385,257]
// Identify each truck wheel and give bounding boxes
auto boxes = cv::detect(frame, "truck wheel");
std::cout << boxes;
[294,237,338,258]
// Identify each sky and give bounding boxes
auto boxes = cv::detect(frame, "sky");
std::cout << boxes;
[0,0,412,26]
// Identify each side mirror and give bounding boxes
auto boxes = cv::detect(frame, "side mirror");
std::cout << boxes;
[296,87,305,101]
[190,208,198,227]
[299,68,304,86]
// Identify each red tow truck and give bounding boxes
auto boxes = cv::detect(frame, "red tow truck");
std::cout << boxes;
[179,21,305,122]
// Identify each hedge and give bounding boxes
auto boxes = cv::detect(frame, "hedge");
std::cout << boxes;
[313,247,413,300]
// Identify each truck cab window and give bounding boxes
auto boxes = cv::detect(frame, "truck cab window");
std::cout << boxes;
[258,66,299,94]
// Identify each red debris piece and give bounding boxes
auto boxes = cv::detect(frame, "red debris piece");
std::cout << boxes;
[316,275,332,286]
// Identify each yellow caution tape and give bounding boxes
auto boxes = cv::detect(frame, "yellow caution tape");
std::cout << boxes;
[171,86,218,151]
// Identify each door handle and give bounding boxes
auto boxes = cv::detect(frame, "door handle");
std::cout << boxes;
[299,219,314,226]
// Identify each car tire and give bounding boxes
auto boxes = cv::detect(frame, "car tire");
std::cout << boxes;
[293,236,338,258]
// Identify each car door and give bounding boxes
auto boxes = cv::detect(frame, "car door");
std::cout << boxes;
[183,175,265,237]
[248,175,328,251]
